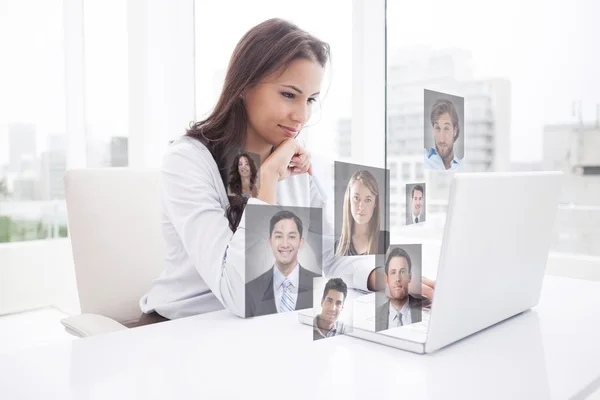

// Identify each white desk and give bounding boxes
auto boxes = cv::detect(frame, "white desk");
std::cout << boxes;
[0,276,599,399]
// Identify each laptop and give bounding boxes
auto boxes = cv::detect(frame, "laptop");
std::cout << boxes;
[300,171,563,354]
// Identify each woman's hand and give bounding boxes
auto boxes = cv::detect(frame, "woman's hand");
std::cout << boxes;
[263,139,312,181]
[421,276,436,300]
[367,267,386,292]
[256,139,312,205]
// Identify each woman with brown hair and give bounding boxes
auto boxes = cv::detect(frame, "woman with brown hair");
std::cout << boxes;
[228,152,258,198]
[139,18,434,323]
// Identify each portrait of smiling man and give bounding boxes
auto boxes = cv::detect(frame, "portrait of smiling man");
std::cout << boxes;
[313,277,349,340]
[406,183,425,225]
[245,209,321,318]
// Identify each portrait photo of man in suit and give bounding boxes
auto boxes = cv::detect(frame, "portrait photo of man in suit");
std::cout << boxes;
[375,246,426,331]
[406,183,426,225]
[245,210,321,318]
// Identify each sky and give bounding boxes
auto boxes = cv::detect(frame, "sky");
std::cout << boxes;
[1,0,599,166]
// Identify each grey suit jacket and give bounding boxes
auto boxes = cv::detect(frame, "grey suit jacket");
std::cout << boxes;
[375,295,426,331]
[245,264,321,318]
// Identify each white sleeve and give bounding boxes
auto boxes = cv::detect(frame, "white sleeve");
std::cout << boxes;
[308,157,376,292]
[161,144,267,318]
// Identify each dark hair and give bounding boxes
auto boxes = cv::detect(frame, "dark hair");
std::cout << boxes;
[384,247,412,275]
[269,210,303,238]
[430,98,460,142]
[228,153,258,196]
[322,278,347,303]
[185,18,330,232]
[411,184,424,198]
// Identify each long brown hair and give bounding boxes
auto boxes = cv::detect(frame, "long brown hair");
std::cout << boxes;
[228,153,258,196]
[186,18,330,231]
[336,170,381,256]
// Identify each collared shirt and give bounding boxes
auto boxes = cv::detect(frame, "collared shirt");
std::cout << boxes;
[313,315,347,340]
[424,147,463,171]
[412,212,421,224]
[273,263,300,313]
[388,298,412,328]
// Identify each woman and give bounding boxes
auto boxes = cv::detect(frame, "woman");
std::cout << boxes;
[138,18,434,323]
[335,170,388,256]
[228,152,258,198]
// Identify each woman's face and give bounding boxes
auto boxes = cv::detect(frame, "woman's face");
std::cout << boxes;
[238,156,251,178]
[242,58,324,146]
[349,180,376,226]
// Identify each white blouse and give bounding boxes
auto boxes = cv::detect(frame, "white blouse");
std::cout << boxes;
[140,135,377,319]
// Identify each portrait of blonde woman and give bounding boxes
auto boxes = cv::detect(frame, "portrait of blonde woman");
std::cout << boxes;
[335,169,388,257]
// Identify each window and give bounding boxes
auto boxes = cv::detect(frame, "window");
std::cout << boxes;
[83,0,129,167]
[0,0,68,243]
[194,0,351,160]
[415,162,424,180]
[401,162,411,180]
[386,0,600,257]
[390,162,397,179]
[0,0,131,244]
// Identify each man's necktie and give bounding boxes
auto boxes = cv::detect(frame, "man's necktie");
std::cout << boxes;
[280,278,295,312]
[397,311,404,327]
[415,217,418,224]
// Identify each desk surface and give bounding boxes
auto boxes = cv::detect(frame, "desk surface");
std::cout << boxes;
[0,276,599,400]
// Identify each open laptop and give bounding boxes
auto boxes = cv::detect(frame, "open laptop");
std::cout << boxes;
[300,171,564,354]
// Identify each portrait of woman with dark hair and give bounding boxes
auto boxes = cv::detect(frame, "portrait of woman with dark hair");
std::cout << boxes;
[228,152,259,198]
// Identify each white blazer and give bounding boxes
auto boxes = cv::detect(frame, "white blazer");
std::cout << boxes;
[140,135,377,319]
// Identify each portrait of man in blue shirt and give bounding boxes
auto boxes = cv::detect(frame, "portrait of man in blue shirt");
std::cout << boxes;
[424,97,464,171]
